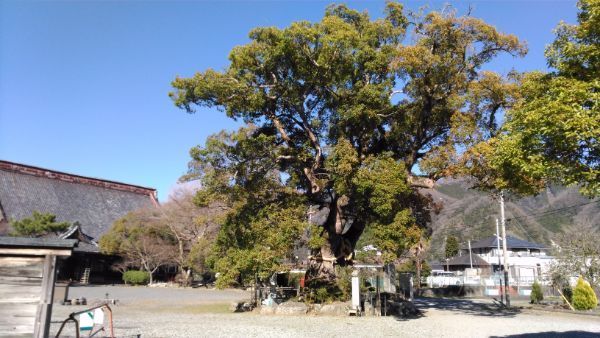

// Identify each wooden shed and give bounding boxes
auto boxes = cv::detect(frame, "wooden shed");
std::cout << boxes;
[0,237,77,338]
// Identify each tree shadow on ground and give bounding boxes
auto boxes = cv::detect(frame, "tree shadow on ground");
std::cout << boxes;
[491,331,600,338]
[388,304,425,322]
[375,298,425,321]
[413,297,521,318]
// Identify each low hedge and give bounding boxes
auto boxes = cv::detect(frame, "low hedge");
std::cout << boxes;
[123,270,150,285]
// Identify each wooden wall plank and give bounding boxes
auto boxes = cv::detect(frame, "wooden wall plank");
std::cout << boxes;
[0,302,37,337]
[0,256,44,337]
[0,257,43,278]
[0,275,43,286]
[0,284,42,303]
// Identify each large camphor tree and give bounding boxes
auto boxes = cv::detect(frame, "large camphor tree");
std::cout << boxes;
[170,3,526,286]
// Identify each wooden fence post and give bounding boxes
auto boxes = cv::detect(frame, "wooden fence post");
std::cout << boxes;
[34,255,57,338]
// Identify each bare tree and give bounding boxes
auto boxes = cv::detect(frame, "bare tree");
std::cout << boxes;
[100,189,226,285]
[550,228,600,288]
[110,257,136,275]
[146,188,225,285]
[99,208,177,284]
[133,233,176,284]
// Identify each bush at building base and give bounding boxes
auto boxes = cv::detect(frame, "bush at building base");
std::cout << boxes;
[123,270,150,285]
[572,277,598,310]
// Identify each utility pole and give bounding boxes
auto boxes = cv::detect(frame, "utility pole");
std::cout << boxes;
[468,240,473,269]
[496,218,503,305]
[500,191,510,307]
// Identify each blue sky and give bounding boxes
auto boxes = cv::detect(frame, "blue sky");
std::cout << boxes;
[0,0,577,201]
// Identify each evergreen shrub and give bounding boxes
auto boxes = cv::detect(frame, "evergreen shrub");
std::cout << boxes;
[572,277,598,310]
[562,286,573,304]
[123,270,150,285]
[530,280,543,304]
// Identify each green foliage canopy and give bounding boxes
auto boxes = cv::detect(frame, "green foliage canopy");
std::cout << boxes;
[10,211,70,237]
[472,0,599,197]
[445,235,460,258]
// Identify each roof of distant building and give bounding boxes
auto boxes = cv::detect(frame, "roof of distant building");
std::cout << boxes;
[462,235,546,250]
[59,223,98,253]
[0,160,158,246]
[446,254,490,266]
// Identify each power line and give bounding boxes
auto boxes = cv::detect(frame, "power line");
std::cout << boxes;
[506,210,534,242]
[432,200,599,240]
[505,200,600,222]
[438,200,599,231]
[440,199,599,221]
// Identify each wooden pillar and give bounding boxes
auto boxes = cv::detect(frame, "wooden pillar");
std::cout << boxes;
[34,255,57,338]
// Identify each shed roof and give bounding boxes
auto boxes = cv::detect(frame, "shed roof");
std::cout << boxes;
[462,235,546,250]
[0,236,77,249]
[0,160,158,244]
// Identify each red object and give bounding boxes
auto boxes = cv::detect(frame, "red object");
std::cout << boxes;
[300,276,305,288]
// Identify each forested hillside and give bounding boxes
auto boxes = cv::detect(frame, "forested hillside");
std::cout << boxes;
[426,180,600,259]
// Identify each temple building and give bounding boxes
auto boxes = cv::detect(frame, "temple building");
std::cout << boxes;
[0,160,158,283]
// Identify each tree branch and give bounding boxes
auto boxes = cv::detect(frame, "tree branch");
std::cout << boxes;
[267,112,293,146]
[408,175,435,189]
[389,89,403,100]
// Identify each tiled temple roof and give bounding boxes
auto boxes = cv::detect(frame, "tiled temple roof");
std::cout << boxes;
[0,160,158,248]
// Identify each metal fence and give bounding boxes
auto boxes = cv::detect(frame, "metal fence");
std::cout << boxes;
[425,272,555,297]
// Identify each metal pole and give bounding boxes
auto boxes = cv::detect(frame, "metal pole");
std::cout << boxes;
[496,218,503,305]
[409,276,414,301]
[107,305,115,338]
[500,192,510,307]
[376,274,381,316]
[468,240,473,269]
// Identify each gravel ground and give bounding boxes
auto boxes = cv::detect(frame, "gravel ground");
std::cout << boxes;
[50,286,600,338]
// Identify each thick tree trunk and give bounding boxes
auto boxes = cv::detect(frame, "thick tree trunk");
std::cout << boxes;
[306,197,365,285]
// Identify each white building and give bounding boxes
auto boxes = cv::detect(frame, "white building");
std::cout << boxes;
[458,235,555,284]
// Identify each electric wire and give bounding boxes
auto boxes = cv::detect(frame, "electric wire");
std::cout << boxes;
[506,210,534,242]
[505,200,600,222]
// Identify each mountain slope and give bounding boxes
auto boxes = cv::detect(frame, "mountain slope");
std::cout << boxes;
[425,180,600,259]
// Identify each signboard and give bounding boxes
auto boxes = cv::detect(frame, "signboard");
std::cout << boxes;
[79,309,104,331]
